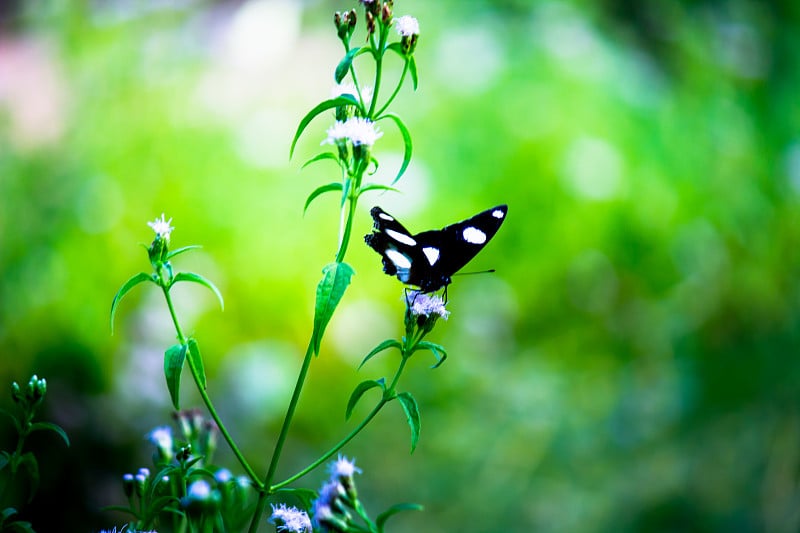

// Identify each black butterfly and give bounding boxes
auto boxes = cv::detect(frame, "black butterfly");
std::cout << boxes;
[364,204,508,294]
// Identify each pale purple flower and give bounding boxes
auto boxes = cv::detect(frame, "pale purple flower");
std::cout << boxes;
[147,426,173,450]
[270,503,312,533]
[186,479,212,501]
[147,213,173,240]
[395,15,420,37]
[215,468,233,483]
[409,291,450,320]
[328,455,362,478]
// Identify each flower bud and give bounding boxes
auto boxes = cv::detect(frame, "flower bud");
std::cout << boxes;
[365,11,375,36]
[183,480,220,516]
[381,2,392,25]
[122,473,135,498]
[11,382,22,404]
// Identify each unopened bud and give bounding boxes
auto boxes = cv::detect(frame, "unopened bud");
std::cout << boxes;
[381,2,392,25]
[11,382,22,404]
[366,11,375,36]
[122,473,135,498]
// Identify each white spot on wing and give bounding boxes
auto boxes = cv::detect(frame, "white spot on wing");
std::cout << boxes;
[492,209,505,219]
[379,212,394,221]
[462,226,487,244]
[385,249,412,269]
[422,246,440,265]
[386,228,417,246]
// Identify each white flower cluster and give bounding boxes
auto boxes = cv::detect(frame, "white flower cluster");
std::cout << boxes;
[270,503,312,533]
[147,213,174,240]
[322,117,383,147]
[395,15,420,37]
[409,291,450,320]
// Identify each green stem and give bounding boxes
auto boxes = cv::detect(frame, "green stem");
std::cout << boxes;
[374,60,408,118]
[160,285,262,488]
[272,399,387,490]
[248,338,316,533]
[367,24,388,118]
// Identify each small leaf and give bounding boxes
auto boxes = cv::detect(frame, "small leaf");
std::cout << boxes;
[1,507,17,522]
[304,182,343,214]
[359,339,402,369]
[359,183,401,198]
[110,272,154,334]
[18,453,39,502]
[187,338,207,390]
[171,272,224,310]
[414,341,448,369]
[164,343,187,410]
[376,502,424,531]
[7,520,34,533]
[334,46,361,83]
[29,421,70,447]
[376,113,412,184]
[301,151,341,170]
[396,392,420,453]
[165,245,202,260]
[290,96,359,158]
[312,262,355,355]
[409,56,418,90]
[345,378,386,420]
[274,487,318,509]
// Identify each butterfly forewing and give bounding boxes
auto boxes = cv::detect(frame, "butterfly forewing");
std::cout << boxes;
[365,204,507,293]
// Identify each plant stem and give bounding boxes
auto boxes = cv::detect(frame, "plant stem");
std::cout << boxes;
[248,338,316,533]
[271,399,387,490]
[160,285,262,487]
[374,60,408,118]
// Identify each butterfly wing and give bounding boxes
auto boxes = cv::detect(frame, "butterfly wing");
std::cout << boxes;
[412,204,508,291]
[365,205,508,293]
[364,206,426,285]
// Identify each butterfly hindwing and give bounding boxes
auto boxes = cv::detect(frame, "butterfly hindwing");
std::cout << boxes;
[364,205,507,293]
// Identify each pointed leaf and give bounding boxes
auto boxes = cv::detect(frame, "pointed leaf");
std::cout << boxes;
[165,245,202,260]
[312,262,355,355]
[290,96,359,158]
[1,508,18,522]
[376,113,412,184]
[7,520,34,533]
[359,339,402,369]
[274,487,318,509]
[409,56,418,90]
[187,338,207,390]
[376,502,424,531]
[171,272,224,310]
[345,378,386,420]
[396,392,420,453]
[334,47,361,83]
[414,341,448,369]
[164,343,187,410]
[359,183,401,198]
[111,272,154,334]
[29,422,70,447]
[302,151,341,170]
[304,182,343,214]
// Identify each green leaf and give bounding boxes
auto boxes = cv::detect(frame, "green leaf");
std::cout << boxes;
[171,271,224,311]
[110,272,154,334]
[345,378,386,420]
[376,502,424,531]
[18,453,38,503]
[312,262,355,355]
[414,341,448,369]
[376,113,412,184]
[304,182,343,214]
[359,339,402,369]
[301,151,341,170]
[396,392,420,453]
[334,46,361,83]
[100,505,139,518]
[0,453,9,472]
[409,56,418,90]
[187,338,207,390]
[7,520,34,533]
[29,421,70,447]
[359,183,401,199]
[165,245,202,260]
[290,96,359,158]
[0,408,21,434]
[1,507,18,522]
[274,487,318,509]
[164,343,187,410]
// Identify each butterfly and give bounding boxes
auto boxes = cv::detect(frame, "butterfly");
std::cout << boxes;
[364,204,508,294]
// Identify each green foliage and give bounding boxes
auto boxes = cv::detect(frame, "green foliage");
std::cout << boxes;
[313,262,356,355]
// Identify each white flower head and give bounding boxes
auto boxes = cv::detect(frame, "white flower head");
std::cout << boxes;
[186,479,212,501]
[395,15,420,37]
[322,117,383,148]
[409,292,450,320]
[147,426,173,450]
[270,503,312,533]
[147,213,174,240]
[331,82,374,106]
[328,455,362,479]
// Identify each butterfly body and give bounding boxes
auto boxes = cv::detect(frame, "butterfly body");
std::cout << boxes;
[364,205,508,293]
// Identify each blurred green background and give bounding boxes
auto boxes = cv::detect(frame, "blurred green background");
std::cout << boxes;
[2,0,800,531]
